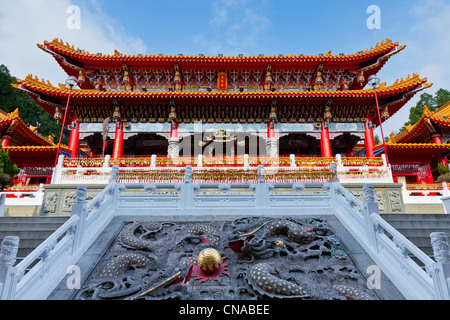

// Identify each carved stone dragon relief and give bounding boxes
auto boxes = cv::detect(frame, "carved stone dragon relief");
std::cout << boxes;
[74,217,378,300]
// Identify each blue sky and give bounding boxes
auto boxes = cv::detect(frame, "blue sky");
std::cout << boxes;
[1,0,449,138]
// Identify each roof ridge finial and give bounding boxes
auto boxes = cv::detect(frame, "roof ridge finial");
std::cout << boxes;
[8,108,19,118]
[403,124,413,131]
[423,105,431,116]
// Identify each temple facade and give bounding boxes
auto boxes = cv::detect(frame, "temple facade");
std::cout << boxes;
[12,38,430,169]
[0,108,70,189]
[376,102,450,186]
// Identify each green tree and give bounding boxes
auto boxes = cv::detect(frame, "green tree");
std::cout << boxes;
[403,89,450,127]
[0,64,68,143]
[0,148,20,191]
[374,134,389,144]
[374,135,380,145]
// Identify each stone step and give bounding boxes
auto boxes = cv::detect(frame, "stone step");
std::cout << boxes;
[0,222,67,232]
[0,217,68,222]
[381,214,450,222]
[391,228,450,238]
[380,214,450,263]
[0,217,68,266]
[0,230,58,240]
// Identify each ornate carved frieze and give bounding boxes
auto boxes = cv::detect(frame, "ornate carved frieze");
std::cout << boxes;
[74,217,378,300]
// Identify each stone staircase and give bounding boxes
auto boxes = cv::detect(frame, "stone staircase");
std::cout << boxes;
[382,214,450,261]
[0,217,69,266]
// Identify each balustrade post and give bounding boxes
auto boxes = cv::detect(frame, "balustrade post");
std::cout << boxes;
[182,165,193,208]
[244,154,249,168]
[255,165,271,208]
[381,154,387,167]
[197,154,203,168]
[335,154,342,168]
[103,155,111,168]
[51,155,65,184]
[109,165,120,184]
[429,232,450,300]
[290,154,296,168]
[150,155,156,168]
[257,165,265,183]
[0,194,6,217]
[442,182,449,197]
[36,184,45,204]
[0,236,19,300]
[363,184,380,251]
[71,186,88,255]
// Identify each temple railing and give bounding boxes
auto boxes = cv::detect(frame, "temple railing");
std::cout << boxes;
[54,154,392,185]
[4,182,116,300]
[401,182,449,206]
[1,166,447,300]
[62,154,385,168]
[0,184,45,211]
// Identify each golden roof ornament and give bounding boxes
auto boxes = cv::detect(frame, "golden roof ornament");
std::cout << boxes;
[54,107,62,120]
[381,106,389,120]
[357,70,365,86]
[8,108,19,118]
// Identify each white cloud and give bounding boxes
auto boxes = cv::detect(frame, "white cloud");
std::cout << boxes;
[193,0,271,55]
[0,0,147,85]
[407,0,450,91]
[374,0,450,138]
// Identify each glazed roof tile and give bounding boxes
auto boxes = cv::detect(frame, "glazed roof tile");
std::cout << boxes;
[0,108,55,147]
[39,38,403,66]
[14,72,430,100]
[13,72,431,128]
[2,145,71,153]
[389,101,450,144]
[39,38,405,91]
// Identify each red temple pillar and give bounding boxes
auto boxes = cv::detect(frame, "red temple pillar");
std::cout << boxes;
[320,122,332,157]
[1,135,11,147]
[267,122,275,138]
[170,122,178,138]
[113,122,124,159]
[364,117,375,157]
[69,121,80,158]
[431,133,443,144]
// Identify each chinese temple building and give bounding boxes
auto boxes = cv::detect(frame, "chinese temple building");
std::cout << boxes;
[11,38,430,169]
[4,38,450,303]
[0,108,70,189]
[376,101,450,186]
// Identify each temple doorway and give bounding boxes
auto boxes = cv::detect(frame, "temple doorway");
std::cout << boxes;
[124,133,168,156]
[331,133,361,157]
[179,132,266,157]
[279,133,320,156]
